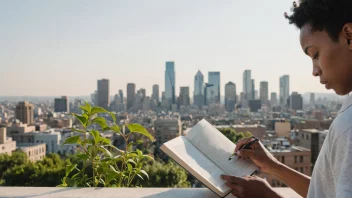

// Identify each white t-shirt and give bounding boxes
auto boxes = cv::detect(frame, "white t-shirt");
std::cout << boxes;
[308,95,352,198]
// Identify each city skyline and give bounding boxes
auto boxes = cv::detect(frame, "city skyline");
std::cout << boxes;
[1,0,336,97]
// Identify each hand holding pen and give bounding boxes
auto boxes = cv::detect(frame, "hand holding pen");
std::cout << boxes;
[229,137,259,160]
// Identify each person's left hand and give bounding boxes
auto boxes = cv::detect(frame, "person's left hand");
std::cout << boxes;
[220,175,283,198]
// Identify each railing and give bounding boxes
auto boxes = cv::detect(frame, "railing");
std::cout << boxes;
[0,187,301,198]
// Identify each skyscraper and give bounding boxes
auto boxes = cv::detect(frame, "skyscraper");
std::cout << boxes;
[178,87,190,107]
[193,71,204,106]
[15,101,34,125]
[280,75,290,105]
[208,72,220,104]
[140,88,146,100]
[251,79,255,100]
[310,93,315,105]
[118,90,124,103]
[165,61,176,104]
[260,81,269,104]
[243,70,252,100]
[225,82,236,112]
[127,83,136,110]
[152,84,159,103]
[271,92,278,106]
[97,79,109,109]
[290,92,303,110]
[54,96,69,113]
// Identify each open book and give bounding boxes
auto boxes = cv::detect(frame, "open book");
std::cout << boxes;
[160,119,258,198]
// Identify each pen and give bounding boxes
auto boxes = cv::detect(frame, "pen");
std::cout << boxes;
[228,138,259,160]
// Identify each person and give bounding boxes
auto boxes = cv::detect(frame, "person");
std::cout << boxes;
[220,0,352,197]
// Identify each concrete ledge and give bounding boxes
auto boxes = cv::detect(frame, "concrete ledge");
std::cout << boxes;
[0,187,301,198]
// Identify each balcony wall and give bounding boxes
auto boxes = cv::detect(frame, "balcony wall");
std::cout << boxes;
[0,187,301,198]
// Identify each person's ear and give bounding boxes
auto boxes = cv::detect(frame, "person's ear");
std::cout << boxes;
[342,23,352,49]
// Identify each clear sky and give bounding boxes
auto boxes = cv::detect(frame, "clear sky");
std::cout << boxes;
[0,0,335,97]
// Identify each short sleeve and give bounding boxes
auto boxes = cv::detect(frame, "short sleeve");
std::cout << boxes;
[330,127,352,197]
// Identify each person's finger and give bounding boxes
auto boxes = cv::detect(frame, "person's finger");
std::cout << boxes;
[239,149,256,158]
[234,137,254,152]
[226,182,243,197]
[220,175,246,184]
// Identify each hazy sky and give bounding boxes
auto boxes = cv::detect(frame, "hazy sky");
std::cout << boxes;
[0,0,335,97]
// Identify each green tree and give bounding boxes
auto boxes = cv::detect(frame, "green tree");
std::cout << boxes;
[218,128,253,143]
[133,160,190,188]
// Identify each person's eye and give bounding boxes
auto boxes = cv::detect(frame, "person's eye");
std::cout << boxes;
[313,52,319,60]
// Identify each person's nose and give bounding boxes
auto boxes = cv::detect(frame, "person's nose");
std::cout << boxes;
[312,65,321,77]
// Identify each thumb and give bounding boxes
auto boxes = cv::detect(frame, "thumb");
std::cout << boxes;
[240,149,255,158]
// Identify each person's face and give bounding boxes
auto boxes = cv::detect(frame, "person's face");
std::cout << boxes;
[300,24,352,95]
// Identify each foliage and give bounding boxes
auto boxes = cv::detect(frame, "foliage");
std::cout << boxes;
[133,160,190,188]
[0,151,68,186]
[59,102,155,187]
[218,128,253,144]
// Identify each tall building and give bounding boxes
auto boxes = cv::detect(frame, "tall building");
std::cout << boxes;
[178,87,190,107]
[280,75,290,106]
[290,92,303,110]
[16,101,34,125]
[243,70,252,100]
[251,79,255,100]
[152,84,159,103]
[97,79,110,109]
[140,88,146,99]
[208,72,220,104]
[260,81,269,104]
[165,61,176,104]
[193,71,204,106]
[225,82,236,112]
[54,96,69,113]
[310,93,315,105]
[271,92,278,106]
[118,90,124,102]
[127,83,136,110]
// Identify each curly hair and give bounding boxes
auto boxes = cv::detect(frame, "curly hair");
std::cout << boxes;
[286,0,352,42]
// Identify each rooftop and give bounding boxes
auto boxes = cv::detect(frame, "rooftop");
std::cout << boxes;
[0,187,301,198]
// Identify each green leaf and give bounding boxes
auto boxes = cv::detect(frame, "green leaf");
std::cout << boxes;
[90,130,101,144]
[136,149,143,158]
[91,117,108,129]
[136,174,144,180]
[127,159,137,166]
[127,141,134,151]
[63,135,80,145]
[111,124,121,134]
[140,170,149,179]
[108,112,116,122]
[127,164,132,173]
[65,164,77,177]
[136,139,144,144]
[143,154,154,161]
[126,124,155,142]
[100,137,111,145]
[71,128,86,134]
[99,146,113,158]
[110,165,119,173]
[91,106,108,115]
[73,113,89,127]
[76,153,89,160]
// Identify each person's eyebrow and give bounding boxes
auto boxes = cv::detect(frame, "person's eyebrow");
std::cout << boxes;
[304,46,312,55]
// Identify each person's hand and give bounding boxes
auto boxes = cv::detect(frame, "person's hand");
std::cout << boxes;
[220,175,283,198]
[235,137,281,174]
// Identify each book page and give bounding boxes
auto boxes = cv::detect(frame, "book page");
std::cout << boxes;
[161,136,230,196]
[186,119,258,177]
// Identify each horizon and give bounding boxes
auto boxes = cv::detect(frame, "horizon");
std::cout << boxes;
[1,0,336,97]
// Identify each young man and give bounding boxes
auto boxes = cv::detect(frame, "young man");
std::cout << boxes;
[221,0,352,197]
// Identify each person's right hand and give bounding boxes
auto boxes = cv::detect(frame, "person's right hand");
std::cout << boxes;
[235,137,281,174]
